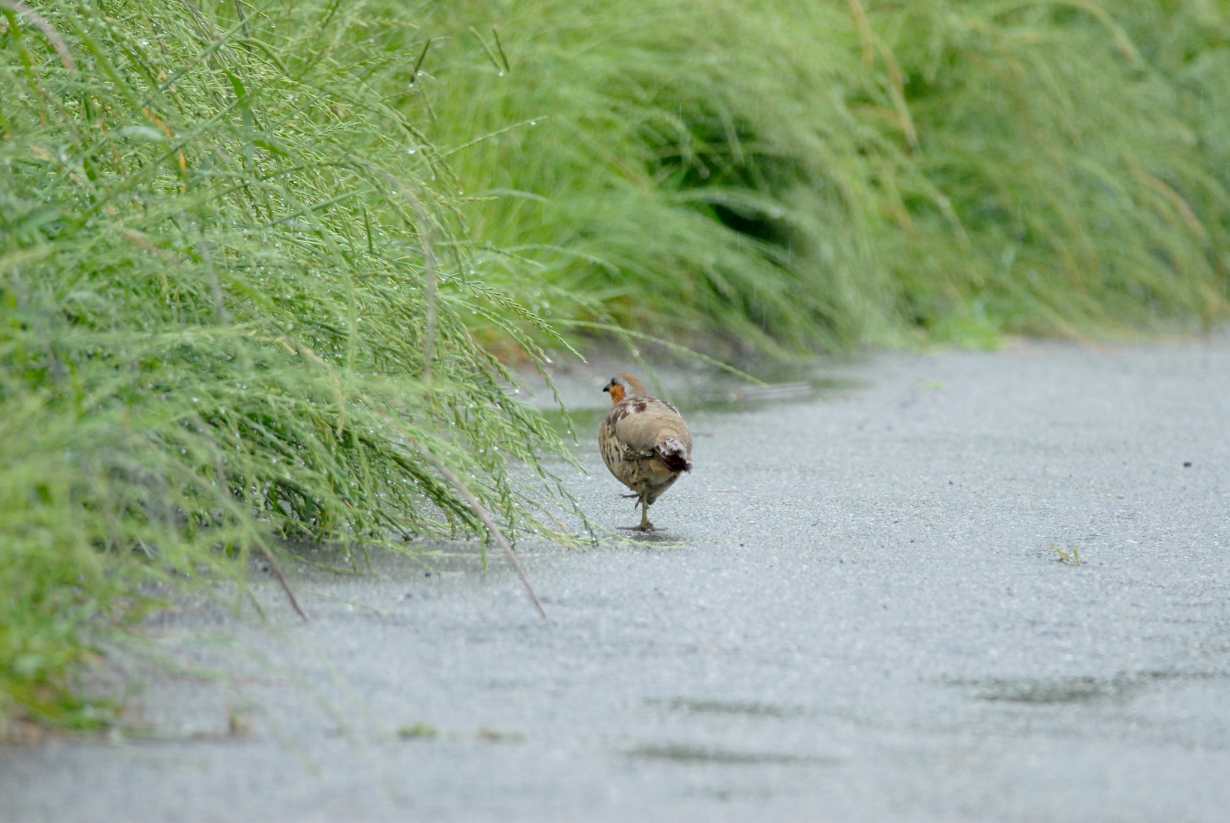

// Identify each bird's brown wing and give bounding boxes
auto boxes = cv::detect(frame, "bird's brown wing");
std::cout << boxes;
[611,396,692,458]
[598,395,693,506]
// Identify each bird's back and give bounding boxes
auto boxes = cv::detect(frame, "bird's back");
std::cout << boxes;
[598,394,692,496]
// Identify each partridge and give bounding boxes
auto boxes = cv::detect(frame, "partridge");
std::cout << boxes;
[598,373,693,531]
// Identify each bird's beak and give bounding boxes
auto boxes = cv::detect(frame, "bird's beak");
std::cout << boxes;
[602,384,610,393]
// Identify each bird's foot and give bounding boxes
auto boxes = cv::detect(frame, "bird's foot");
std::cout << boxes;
[618,522,656,532]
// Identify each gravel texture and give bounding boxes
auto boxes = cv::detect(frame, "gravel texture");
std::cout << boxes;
[4,336,1229,822]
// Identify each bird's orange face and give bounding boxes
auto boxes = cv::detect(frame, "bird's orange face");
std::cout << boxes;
[603,378,626,405]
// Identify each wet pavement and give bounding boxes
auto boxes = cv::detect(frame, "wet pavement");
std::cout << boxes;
[3,336,1229,822]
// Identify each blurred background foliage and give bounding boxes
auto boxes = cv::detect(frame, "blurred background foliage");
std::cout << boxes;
[419,0,1228,353]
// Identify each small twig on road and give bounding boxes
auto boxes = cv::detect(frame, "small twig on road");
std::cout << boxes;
[423,453,547,620]
[209,441,307,621]
[256,541,308,621]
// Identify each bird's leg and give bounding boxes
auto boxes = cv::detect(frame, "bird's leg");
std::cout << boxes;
[638,493,654,531]
[617,491,655,531]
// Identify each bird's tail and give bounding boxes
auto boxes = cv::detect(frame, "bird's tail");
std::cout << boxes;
[656,437,692,472]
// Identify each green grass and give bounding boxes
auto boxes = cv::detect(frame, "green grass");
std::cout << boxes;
[2,0,1228,734]
[396,722,439,740]
[1052,545,1086,566]
[416,0,1230,350]
[0,1,577,734]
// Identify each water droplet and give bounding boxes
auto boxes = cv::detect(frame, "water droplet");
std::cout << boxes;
[407,146,417,155]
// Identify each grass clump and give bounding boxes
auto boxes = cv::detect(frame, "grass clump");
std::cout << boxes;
[1052,545,1086,567]
[413,0,1230,352]
[396,722,439,740]
[0,2,573,733]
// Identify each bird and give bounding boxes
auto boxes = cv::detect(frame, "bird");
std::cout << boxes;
[598,372,693,531]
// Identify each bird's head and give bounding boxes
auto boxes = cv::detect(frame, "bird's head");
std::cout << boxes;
[602,373,647,405]
[602,376,626,404]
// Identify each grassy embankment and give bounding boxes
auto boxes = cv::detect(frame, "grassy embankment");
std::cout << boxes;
[0,1,576,734]
[423,0,1229,353]
[2,1,1228,733]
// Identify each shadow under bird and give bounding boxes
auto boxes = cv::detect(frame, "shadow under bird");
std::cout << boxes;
[598,373,693,531]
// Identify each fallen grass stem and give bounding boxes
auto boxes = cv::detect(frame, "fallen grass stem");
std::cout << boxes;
[423,454,548,621]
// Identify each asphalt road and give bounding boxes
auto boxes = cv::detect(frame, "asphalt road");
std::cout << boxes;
[4,336,1229,822]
